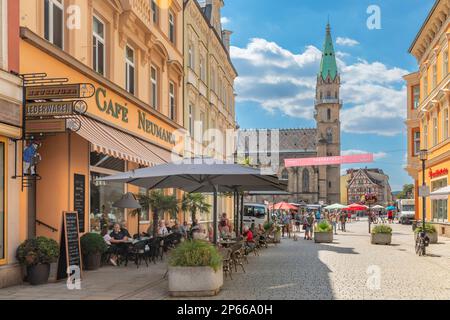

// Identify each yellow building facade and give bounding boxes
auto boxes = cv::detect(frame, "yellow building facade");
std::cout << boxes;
[407,0,450,236]
[18,0,186,246]
[183,0,237,227]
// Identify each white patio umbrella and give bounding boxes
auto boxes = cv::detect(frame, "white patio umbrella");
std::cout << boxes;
[324,203,347,210]
[99,159,287,244]
[371,205,385,210]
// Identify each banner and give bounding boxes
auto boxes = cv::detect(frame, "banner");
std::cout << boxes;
[285,154,374,167]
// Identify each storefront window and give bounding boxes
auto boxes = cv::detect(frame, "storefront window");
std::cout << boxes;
[138,188,150,223]
[432,178,448,222]
[0,142,4,261]
[90,172,125,232]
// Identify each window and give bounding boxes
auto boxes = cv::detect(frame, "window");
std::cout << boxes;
[188,45,194,69]
[432,64,437,89]
[138,188,150,223]
[200,111,205,133]
[326,128,333,143]
[188,104,194,136]
[413,85,420,109]
[423,119,428,149]
[151,0,159,25]
[423,74,428,96]
[0,141,4,261]
[44,0,64,49]
[211,67,216,91]
[169,82,176,121]
[281,169,289,181]
[92,16,105,75]
[444,108,449,140]
[169,11,175,44]
[125,45,135,94]
[302,169,309,192]
[200,56,206,82]
[413,131,421,156]
[150,66,158,109]
[432,179,448,222]
[327,109,331,121]
[444,50,448,77]
[433,115,438,145]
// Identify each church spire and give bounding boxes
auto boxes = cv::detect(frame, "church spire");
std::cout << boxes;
[319,22,338,81]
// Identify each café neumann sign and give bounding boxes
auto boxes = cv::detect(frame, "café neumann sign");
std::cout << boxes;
[95,87,176,146]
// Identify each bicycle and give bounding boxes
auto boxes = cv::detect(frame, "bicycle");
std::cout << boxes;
[415,231,429,256]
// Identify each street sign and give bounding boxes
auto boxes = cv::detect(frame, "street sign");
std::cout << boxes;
[26,100,88,118]
[419,186,430,198]
[25,83,95,100]
[26,119,67,134]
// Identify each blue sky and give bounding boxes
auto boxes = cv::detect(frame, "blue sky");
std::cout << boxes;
[221,0,436,191]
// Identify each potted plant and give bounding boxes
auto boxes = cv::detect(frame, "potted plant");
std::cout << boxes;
[371,225,392,245]
[16,237,59,285]
[80,233,108,270]
[168,240,223,297]
[314,220,333,243]
[415,224,438,244]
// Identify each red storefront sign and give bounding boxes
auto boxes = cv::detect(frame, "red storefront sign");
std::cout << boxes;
[429,168,449,179]
[285,154,374,168]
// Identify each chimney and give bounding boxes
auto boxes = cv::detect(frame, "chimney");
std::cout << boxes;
[222,30,232,52]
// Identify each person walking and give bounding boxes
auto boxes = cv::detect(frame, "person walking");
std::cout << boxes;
[340,211,347,232]
[304,213,315,241]
[330,211,338,235]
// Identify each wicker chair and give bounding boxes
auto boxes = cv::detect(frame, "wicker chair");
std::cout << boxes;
[220,248,233,280]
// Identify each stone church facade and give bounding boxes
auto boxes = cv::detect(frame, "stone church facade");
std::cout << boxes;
[237,23,342,205]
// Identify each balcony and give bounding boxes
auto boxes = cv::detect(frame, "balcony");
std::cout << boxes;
[315,98,343,105]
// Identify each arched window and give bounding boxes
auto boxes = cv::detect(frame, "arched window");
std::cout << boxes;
[327,109,331,121]
[302,169,309,192]
[326,128,333,143]
[327,91,331,98]
[281,169,289,180]
[319,91,323,100]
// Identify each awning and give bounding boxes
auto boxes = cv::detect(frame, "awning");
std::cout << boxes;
[430,186,450,200]
[67,115,177,167]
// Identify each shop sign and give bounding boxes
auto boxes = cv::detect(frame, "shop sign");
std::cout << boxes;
[429,168,449,179]
[26,119,67,133]
[26,83,95,100]
[95,87,176,145]
[57,212,82,281]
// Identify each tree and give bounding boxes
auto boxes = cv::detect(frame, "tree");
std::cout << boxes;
[396,184,414,200]
[137,190,179,237]
[181,193,211,223]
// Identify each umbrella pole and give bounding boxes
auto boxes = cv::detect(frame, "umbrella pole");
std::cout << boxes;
[137,209,140,240]
[213,185,218,245]
[234,191,238,236]
[240,193,244,235]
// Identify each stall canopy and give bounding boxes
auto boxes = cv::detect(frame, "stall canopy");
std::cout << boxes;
[269,202,298,211]
[430,186,450,200]
[346,203,369,211]
[324,203,348,210]
[67,115,176,167]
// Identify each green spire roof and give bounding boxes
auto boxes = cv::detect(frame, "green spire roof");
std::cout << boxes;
[319,23,338,81]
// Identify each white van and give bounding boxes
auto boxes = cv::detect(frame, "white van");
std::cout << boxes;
[243,203,268,228]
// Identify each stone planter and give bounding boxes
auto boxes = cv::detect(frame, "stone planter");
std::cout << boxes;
[27,263,50,285]
[274,230,282,243]
[371,233,392,245]
[169,265,223,297]
[314,232,333,243]
[83,252,102,271]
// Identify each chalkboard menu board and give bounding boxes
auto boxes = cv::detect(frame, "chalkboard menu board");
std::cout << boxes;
[57,212,83,280]
[73,174,85,233]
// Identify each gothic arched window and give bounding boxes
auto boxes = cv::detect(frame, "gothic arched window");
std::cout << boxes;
[327,91,331,98]
[302,168,309,192]
[327,109,331,121]
[281,169,289,180]
[327,128,333,143]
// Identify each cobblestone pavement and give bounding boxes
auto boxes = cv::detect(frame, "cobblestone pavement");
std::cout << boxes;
[1,220,450,300]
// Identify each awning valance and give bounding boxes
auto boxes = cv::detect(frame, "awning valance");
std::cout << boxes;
[67,115,176,167]
[430,186,450,200]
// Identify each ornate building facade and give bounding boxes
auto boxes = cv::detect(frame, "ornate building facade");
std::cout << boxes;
[344,168,393,206]
[238,23,342,205]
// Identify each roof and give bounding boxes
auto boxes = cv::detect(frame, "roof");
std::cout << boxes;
[408,0,440,53]
[238,129,318,153]
[319,23,338,81]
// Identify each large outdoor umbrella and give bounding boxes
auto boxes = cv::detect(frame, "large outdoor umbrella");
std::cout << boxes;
[386,206,396,211]
[100,159,286,244]
[371,205,385,210]
[270,202,298,211]
[346,203,369,211]
[324,203,348,211]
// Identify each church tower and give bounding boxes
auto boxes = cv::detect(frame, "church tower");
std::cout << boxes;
[315,23,342,204]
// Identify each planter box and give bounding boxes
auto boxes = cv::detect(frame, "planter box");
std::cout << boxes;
[314,232,333,243]
[371,233,392,245]
[274,231,281,243]
[169,265,223,297]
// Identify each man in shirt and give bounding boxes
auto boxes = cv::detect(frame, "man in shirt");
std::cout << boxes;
[109,223,130,266]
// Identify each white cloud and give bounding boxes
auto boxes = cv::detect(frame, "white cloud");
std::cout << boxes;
[341,149,388,160]
[336,37,360,47]
[221,17,230,25]
[230,38,409,136]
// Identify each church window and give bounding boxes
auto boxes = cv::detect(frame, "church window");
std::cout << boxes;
[302,169,309,192]
[327,91,331,98]
[281,169,289,180]
[326,128,333,143]
[327,109,331,121]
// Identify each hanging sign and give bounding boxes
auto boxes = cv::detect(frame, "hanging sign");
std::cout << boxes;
[25,83,95,100]
[26,119,67,133]
[26,100,87,118]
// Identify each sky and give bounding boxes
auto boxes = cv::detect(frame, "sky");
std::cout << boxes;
[220,0,436,191]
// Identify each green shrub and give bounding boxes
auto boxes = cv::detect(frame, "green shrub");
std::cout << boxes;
[372,225,393,234]
[16,237,59,267]
[414,223,436,234]
[169,240,222,272]
[315,220,332,233]
[263,221,274,231]
[80,233,108,255]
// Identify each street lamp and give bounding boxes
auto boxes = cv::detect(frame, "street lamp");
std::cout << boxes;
[419,149,428,231]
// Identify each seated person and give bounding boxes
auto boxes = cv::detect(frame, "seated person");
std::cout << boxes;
[243,226,255,252]
[158,220,169,236]
[165,221,172,233]
[108,223,130,266]
[101,227,112,245]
